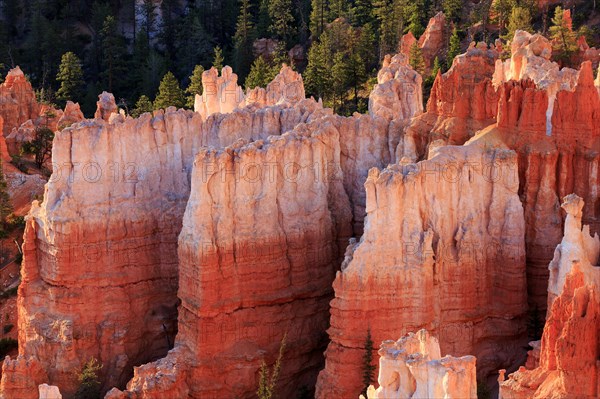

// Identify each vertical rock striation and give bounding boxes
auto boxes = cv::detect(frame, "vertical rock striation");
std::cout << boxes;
[499,195,600,399]
[316,136,528,398]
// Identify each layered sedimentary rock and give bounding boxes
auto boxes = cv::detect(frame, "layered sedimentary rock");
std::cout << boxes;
[493,30,600,309]
[316,136,528,398]
[368,54,423,121]
[106,119,354,398]
[38,384,62,399]
[399,43,498,161]
[1,95,336,396]
[365,330,477,399]
[499,195,600,399]
[0,67,40,136]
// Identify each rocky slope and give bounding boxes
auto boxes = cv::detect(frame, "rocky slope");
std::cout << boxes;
[499,195,600,399]
[316,134,528,398]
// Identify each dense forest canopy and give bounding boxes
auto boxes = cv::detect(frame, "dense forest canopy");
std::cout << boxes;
[0,0,597,116]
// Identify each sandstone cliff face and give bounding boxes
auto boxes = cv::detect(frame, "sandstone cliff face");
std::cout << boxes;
[2,96,334,395]
[105,118,356,398]
[365,330,477,399]
[399,12,446,72]
[499,195,600,399]
[492,31,600,309]
[368,54,423,122]
[316,137,528,399]
[399,43,498,161]
[0,67,40,136]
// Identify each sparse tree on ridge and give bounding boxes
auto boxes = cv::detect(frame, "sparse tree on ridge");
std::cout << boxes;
[56,52,84,104]
[185,65,205,108]
[153,71,185,109]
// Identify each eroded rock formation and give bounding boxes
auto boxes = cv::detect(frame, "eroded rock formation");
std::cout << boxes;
[194,66,245,118]
[399,43,498,161]
[316,136,528,398]
[499,195,600,399]
[399,12,446,72]
[0,67,40,136]
[365,330,477,399]
[368,54,423,122]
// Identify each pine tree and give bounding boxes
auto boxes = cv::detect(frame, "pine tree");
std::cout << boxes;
[446,27,461,69]
[101,15,128,94]
[245,56,272,90]
[234,0,256,81]
[374,0,396,59]
[361,329,376,397]
[353,0,374,27]
[213,46,225,71]
[139,0,156,48]
[304,34,332,101]
[492,0,515,36]
[442,0,463,22]
[407,1,426,38]
[56,52,84,104]
[310,0,328,38]
[431,56,442,77]
[329,0,346,20]
[257,0,271,37]
[153,71,185,109]
[331,51,350,112]
[131,95,154,117]
[74,358,102,399]
[408,42,425,74]
[268,0,296,44]
[549,6,577,65]
[503,6,532,42]
[185,65,204,108]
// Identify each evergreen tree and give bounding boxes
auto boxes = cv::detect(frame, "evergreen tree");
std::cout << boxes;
[22,127,54,169]
[329,0,347,21]
[408,42,425,74]
[213,46,225,71]
[56,52,84,104]
[331,51,350,112]
[352,0,374,27]
[186,65,205,108]
[304,34,332,101]
[374,0,396,59]
[100,15,128,94]
[268,0,296,44]
[361,329,376,397]
[175,11,214,77]
[492,0,515,36]
[549,6,577,65]
[446,27,461,69]
[431,56,441,77]
[245,56,272,90]
[154,71,185,109]
[257,0,272,37]
[160,0,177,60]
[234,0,256,81]
[74,358,102,399]
[407,4,425,38]
[310,0,328,38]
[131,95,154,117]
[442,0,463,22]
[503,6,532,42]
[139,0,156,48]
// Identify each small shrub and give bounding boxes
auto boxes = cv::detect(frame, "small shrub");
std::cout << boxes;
[0,338,18,357]
[3,324,13,334]
[74,357,103,399]
[257,334,287,399]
